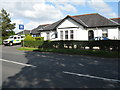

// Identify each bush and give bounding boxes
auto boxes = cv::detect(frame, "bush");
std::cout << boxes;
[24,35,35,41]
[23,35,44,48]
[40,40,120,51]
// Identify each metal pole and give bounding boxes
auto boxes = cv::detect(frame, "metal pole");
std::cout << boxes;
[23,30,24,47]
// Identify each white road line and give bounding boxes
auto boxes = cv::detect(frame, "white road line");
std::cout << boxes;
[0,59,36,67]
[63,71,120,82]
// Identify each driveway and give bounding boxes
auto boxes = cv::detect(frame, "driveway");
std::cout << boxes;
[1,45,120,88]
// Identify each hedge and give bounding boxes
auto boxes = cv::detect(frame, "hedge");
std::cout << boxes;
[22,39,120,51]
[40,40,120,51]
[22,35,44,48]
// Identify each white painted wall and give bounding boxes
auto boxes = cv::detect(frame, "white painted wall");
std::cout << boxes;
[40,17,120,41]
[108,27,119,40]
[41,31,57,40]
[118,28,120,40]
[57,18,88,40]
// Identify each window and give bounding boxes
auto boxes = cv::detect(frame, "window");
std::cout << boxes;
[14,37,17,39]
[55,32,58,38]
[70,30,74,40]
[18,37,20,39]
[65,31,68,40]
[60,31,63,40]
[9,36,13,39]
[21,36,25,38]
[47,32,50,40]
[102,29,108,37]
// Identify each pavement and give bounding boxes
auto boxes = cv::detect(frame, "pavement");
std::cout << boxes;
[0,45,120,88]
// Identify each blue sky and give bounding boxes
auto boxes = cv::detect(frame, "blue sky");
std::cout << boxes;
[0,0,119,33]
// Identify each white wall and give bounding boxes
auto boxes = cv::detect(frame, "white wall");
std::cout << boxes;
[41,31,57,40]
[118,28,120,40]
[108,27,119,40]
[57,18,88,40]
[41,17,120,41]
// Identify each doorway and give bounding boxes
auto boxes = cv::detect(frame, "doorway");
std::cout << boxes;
[88,30,94,40]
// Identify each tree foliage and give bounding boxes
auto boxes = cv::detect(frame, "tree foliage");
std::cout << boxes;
[0,8,16,40]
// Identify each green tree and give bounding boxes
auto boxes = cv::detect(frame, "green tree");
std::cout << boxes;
[0,8,16,40]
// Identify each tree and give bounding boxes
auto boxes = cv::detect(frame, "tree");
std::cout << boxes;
[0,8,16,40]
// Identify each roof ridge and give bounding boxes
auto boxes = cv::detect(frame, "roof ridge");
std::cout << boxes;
[41,24,50,26]
[110,17,120,20]
[71,13,98,17]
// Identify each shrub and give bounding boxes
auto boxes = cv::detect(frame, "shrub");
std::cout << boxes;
[24,35,35,41]
[40,40,120,51]
[23,35,44,48]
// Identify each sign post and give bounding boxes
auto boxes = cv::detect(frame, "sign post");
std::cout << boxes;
[19,24,24,47]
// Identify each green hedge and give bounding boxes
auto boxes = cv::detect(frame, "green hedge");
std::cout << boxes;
[40,40,120,51]
[24,41,44,48]
[22,35,44,48]
[23,39,120,51]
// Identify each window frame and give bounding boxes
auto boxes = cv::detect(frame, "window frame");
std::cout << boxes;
[70,30,74,40]
[65,30,68,40]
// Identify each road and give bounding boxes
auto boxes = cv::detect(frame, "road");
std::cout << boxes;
[1,45,120,88]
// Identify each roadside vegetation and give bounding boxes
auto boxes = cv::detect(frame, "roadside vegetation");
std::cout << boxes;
[0,9,16,41]
[18,47,120,58]
[18,36,120,58]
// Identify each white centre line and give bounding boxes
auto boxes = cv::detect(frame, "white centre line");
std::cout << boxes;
[0,59,36,67]
[63,71,120,82]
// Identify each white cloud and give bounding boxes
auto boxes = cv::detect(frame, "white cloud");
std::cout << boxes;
[12,19,24,33]
[88,0,117,17]
[56,4,78,13]
[25,22,40,30]
[0,0,118,33]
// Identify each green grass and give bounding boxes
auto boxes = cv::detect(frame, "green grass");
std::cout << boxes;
[17,47,120,58]
[17,47,38,51]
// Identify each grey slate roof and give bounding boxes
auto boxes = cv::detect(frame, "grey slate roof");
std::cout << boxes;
[31,24,49,34]
[16,30,31,35]
[70,13,120,28]
[110,18,120,24]
[43,19,63,31]
[42,13,120,31]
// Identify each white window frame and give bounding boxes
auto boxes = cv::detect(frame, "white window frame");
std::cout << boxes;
[70,30,74,40]
[102,29,108,37]
[65,30,68,40]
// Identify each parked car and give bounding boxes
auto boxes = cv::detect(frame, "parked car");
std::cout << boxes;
[90,37,110,41]
[3,35,25,46]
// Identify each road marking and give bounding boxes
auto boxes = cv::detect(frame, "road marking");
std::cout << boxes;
[63,71,120,82]
[0,59,36,67]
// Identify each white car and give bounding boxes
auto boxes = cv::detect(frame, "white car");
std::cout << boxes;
[3,35,25,46]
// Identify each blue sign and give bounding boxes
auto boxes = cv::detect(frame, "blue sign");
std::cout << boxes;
[19,24,24,30]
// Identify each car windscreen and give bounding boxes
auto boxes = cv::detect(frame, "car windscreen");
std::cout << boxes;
[9,36,13,39]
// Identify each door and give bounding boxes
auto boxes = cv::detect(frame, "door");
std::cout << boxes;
[88,30,94,40]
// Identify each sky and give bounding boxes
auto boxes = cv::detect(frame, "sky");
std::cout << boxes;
[0,0,119,33]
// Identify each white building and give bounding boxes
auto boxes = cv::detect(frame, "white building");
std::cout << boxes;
[36,13,120,40]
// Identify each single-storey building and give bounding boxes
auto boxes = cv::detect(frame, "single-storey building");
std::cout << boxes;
[16,30,31,35]
[39,13,120,41]
[31,24,49,37]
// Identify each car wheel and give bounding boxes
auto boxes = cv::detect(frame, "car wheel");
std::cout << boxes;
[9,42,13,46]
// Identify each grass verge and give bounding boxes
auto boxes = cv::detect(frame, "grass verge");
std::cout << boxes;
[17,47,38,51]
[17,47,120,58]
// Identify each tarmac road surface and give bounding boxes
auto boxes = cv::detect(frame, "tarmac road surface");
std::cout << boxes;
[1,45,120,88]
